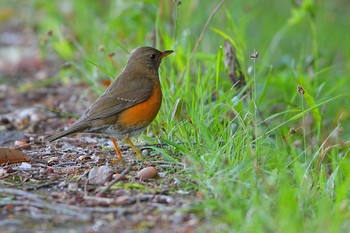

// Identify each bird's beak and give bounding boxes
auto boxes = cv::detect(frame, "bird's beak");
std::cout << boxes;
[160,50,174,58]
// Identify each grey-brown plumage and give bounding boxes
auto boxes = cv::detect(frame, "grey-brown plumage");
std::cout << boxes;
[46,47,173,148]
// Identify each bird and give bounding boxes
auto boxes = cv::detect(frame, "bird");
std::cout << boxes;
[47,46,173,161]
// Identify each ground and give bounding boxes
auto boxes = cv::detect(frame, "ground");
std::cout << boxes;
[0,21,200,233]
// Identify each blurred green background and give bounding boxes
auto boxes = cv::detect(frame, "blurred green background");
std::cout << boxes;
[1,0,350,232]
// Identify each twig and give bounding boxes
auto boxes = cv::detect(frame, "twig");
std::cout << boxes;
[0,172,19,180]
[24,181,60,191]
[190,0,225,60]
[69,206,127,214]
[150,160,184,166]
[83,169,90,195]
[97,165,131,195]
[0,188,45,203]
[83,195,135,206]
[84,194,174,206]
[0,219,22,226]
[13,141,35,150]
[180,0,226,80]
[0,188,90,220]
[0,199,129,217]
[78,168,91,181]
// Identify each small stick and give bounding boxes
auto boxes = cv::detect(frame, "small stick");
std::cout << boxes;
[97,165,131,195]
[179,0,225,81]
[25,181,60,191]
[190,0,225,60]
[0,188,90,220]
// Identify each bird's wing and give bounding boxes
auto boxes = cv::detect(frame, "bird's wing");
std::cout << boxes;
[77,70,155,123]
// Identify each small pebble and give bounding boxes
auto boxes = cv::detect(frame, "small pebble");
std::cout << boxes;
[136,166,157,180]
[58,181,67,187]
[141,149,149,157]
[67,182,78,192]
[158,172,167,178]
[17,162,31,170]
[88,166,114,185]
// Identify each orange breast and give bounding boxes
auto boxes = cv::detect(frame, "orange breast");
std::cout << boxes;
[117,83,162,129]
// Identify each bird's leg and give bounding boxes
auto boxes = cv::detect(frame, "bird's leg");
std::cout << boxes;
[123,135,143,159]
[110,137,123,162]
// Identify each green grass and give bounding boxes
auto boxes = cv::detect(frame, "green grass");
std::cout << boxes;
[3,0,350,232]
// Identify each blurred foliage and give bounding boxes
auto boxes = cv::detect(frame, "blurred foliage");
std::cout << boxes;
[1,0,350,231]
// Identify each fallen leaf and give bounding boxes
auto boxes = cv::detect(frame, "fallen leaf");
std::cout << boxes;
[223,39,246,89]
[0,148,31,164]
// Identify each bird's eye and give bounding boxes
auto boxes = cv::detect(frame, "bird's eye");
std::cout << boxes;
[150,53,156,59]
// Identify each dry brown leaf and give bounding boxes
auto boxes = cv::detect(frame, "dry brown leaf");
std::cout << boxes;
[223,39,246,89]
[0,148,31,164]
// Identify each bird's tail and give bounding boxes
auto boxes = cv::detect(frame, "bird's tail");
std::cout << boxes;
[46,123,89,142]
